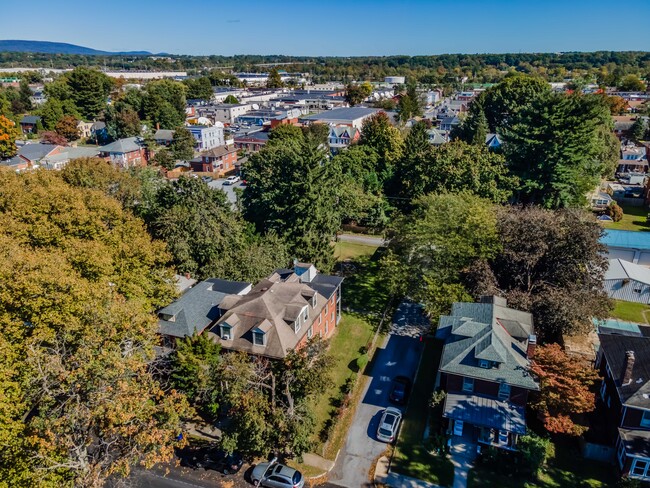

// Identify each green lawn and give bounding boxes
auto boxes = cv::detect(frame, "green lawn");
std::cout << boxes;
[392,339,455,487]
[611,299,650,323]
[341,254,391,316]
[468,443,617,488]
[309,312,376,454]
[333,240,379,262]
[601,204,650,232]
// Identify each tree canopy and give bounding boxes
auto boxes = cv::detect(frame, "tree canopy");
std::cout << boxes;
[463,206,611,342]
[0,170,188,487]
[242,128,343,271]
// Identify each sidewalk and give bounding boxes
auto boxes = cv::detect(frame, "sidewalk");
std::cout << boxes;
[448,435,478,488]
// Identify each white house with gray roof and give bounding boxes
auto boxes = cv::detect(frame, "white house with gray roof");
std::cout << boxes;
[435,296,539,451]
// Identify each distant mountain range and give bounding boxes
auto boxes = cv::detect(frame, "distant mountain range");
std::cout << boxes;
[0,40,154,56]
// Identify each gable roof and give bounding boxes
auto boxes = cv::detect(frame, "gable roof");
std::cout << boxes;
[606,258,650,286]
[599,332,650,408]
[202,144,237,159]
[17,143,58,162]
[154,129,175,141]
[20,115,41,124]
[99,137,143,154]
[436,298,539,390]
[157,278,251,338]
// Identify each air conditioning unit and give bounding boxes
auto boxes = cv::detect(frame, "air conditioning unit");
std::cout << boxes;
[222,334,231,341]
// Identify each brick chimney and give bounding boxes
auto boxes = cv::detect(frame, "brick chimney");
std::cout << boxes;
[526,334,537,359]
[622,351,635,386]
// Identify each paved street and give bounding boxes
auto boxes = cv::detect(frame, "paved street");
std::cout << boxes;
[208,178,245,205]
[329,302,429,488]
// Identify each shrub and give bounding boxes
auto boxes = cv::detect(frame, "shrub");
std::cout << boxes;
[429,389,447,409]
[519,432,552,475]
[356,353,369,372]
[607,202,624,222]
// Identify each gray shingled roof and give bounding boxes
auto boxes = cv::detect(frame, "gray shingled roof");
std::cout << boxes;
[436,299,539,390]
[208,278,328,359]
[619,428,650,458]
[20,115,41,124]
[99,137,143,154]
[17,143,57,162]
[154,129,175,141]
[158,278,251,338]
[599,332,650,408]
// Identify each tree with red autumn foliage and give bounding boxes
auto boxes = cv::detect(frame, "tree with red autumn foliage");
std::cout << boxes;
[530,343,600,435]
[40,130,68,146]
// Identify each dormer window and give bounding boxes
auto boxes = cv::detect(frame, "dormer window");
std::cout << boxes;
[253,330,265,346]
[478,359,491,369]
[159,313,176,322]
[220,324,232,340]
[302,306,309,322]
[294,319,301,333]
[311,295,317,308]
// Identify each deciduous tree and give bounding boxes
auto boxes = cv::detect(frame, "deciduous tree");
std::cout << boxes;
[382,192,499,317]
[0,114,20,159]
[170,126,195,161]
[530,344,600,435]
[463,206,611,341]
[345,81,373,106]
[0,170,188,487]
[54,114,79,142]
[67,67,113,119]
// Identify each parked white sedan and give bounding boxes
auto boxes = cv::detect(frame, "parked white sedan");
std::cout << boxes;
[376,407,402,443]
[224,175,240,185]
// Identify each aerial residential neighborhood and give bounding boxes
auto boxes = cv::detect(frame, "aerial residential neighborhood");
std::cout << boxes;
[1,3,650,488]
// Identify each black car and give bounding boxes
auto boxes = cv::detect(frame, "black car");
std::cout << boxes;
[199,449,243,474]
[177,447,243,474]
[389,376,411,405]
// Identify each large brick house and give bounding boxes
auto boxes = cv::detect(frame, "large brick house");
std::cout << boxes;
[207,263,343,359]
[192,144,238,174]
[435,296,539,451]
[157,263,343,359]
[597,330,650,481]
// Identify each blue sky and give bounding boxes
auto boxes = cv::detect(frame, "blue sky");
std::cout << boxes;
[4,0,650,56]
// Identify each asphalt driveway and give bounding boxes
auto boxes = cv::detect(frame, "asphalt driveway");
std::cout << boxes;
[329,302,430,488]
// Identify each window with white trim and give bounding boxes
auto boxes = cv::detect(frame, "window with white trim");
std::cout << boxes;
[462,377,474,393]
[641,410,650,428]
[617,438,626,469]
[294,319,301,333]
[220,324,232,340]
[311,295,317,307]
[302,306,309,322]
[631,458,650,478]
[498,383,511,401]
[600,380,607,402]
[253,330,265,346]
[478,359,490,369]
[307,326,313,339]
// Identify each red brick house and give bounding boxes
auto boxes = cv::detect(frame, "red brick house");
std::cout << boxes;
[193,144,238,174]
[435,296,539,451]
[98,137,148,168]
[597,330,650,481]
[234,131,270,153]
[207,262,343,359]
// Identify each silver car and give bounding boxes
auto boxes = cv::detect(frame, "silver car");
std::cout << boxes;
[376,406,402,443]
[251,458,304,488]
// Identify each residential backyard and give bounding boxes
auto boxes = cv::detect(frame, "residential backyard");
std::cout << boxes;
[610,299,650,323]
[601,204,650,232]
[333,240,380,261]
[391,338,455,487]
